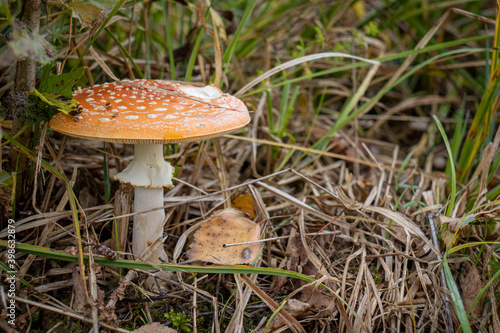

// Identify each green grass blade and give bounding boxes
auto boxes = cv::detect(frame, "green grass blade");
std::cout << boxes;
[433,115,457,216]
[74,0,128,69]
[2,132,86,291]
[184,27,204,82]
[221,0,259,81]
[468,264,500,315]
[264,300,287,333]
[445,98,466,176]
[240,36,491,98]
[277,82,291,137]
[447,241,500,255]
[309,48,478,157]
[456,79,499,181]
[103,143,110,204]
[105,28,145,79]
[0,239,366,328]
[442,256,472,333]
[266,91,274,133]
[0,239,322,282]
[278,85,300,139]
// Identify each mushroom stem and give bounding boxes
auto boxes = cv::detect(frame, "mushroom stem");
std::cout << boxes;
[116,143,174,188]
[133,187,168,261]
[115,143,174,262]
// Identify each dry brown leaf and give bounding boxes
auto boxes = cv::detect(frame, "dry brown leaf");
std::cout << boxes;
[231,193,256,218]
[186,209,261,265]
[271,228,337,316]
[298,284,336,315]
[71,265,87,313]
[133,322,177,333]
[461,265,484,317]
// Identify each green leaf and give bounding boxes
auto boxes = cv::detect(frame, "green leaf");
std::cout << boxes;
[33,89,80,115]
[39,67,86,98]
[0,170,13,187]
[68,1,103,27]
[86,0,119,10]
[0,3,12,24]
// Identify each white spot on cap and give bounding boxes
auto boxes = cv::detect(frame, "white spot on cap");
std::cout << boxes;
[155,108,168,111]
[179,85,223,99]
[99,118,110,122]
[125,116,139,120]
[85,98,94,102]
[195,123,206,128]
[149,101,157,105]
[164,115,178,119]
[115,99,122,103]
[174,106,184,110]
[117,106,127,110]
[109,96,115,100]
[137,106,146,110]
[148,114,159,118]
[137,100,145,103]
[97,106,106,111]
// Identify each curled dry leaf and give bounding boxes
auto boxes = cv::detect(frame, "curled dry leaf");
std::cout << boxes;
[231,193,256,218]
[186,209,261,265]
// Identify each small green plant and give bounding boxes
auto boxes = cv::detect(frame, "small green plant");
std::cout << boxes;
[364,21,380,37]
[164,309,192,333]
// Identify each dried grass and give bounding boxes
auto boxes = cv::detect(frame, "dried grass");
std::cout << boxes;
[1,1,500,332]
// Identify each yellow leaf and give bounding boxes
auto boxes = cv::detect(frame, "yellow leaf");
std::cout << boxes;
[231,194,256,218]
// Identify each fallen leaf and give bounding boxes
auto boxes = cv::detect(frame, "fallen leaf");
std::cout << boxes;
[461,265,484,317]
[133,322,177,333]
[231,193,256,218]
[186,209,261,265]
[72,265,87,313]
[270,228,337,316]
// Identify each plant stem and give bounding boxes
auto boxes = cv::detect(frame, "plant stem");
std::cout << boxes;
[8,0,42,215]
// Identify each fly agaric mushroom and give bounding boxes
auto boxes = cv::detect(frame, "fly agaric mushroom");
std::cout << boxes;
[49,80,250,262]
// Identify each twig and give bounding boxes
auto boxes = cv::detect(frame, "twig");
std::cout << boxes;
[223,230,340,247]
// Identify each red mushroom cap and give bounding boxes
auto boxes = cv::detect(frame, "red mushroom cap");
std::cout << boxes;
[49,80,250,144]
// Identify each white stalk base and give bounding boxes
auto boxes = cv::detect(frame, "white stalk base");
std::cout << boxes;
[133,187,168,262]
[116,143,174,188]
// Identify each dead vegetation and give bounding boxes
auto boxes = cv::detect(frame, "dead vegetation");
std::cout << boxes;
[1,0,500,332]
